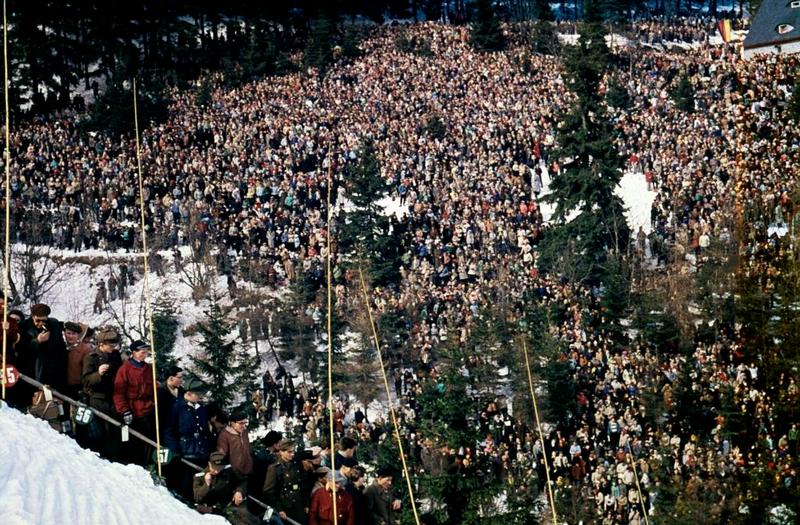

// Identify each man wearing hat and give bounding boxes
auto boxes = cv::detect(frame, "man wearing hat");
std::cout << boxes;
[113,339,156,466]
[63,322,92,402]
[263,439,307,525]
[365,467,401,525]
[308,470,355,525]
[194,451,260,525]
[82,326,124,459]
[19,303,67,393]
[165,375,211,500]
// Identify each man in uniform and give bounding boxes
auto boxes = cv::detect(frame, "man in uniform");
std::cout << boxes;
[263,439,307,524]
[194,451,260,525]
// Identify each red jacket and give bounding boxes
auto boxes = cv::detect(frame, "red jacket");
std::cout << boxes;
[309,487,355,525]
[113,359,155,417]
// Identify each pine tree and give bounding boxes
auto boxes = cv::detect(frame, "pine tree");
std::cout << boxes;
[672,73,695,113]
[415,346,504,525]
[303,14,334,75]
[535,0,555,20]
[190,293,239,408]
[786,76,800,123]
[606,74,631,110]
[531,20,559,55]
[539,16,629,283]
[152,294,180,381]
[338,141,402,286]
[470,0,506,52]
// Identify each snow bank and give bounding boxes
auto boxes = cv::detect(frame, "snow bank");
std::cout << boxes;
[0,404,226,525]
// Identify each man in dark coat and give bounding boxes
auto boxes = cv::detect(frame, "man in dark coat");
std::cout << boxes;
[165,376,210,500]
[263,439,307,524]
[364,467,401,525]
[18,303,67,392]
[81,326,123,459]
[194,451,260,525]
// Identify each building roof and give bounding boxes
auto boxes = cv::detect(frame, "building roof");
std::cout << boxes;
[743,0,800,49]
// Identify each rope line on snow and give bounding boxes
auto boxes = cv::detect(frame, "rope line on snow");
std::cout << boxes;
[132,79,163,478]
[325,159,337,524]
[1,0,11,401]
[522,339,559,524]
[357,267,420,525]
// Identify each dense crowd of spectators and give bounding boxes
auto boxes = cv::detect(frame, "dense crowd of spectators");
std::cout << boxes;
[1,19,798,525]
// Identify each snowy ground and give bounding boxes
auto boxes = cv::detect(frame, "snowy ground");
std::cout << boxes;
[0,404,226,525]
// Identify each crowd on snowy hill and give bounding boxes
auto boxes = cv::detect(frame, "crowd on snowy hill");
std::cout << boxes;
[1,22,799,524]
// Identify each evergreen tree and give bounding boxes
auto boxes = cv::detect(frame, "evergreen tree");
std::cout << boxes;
[470,0,506,52]
[606,74,631,110]
[530,20,559,55]
[672,73,695,113]
[303,14,334,75]
[275,273,319,378]
[787,76,800,124]
[415,346,503,525]
[540,17,629,283]
[190,292,239,408]
[535,0,555,20]
[152,293,180,381]
[84,74,169,137]
[338,141,403,286]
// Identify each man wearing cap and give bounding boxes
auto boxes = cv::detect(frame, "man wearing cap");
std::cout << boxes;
[19,303,67,392]
[218,412,254,479]
[113,339,157,466]
[365,467,401,525]
[165,376,211,499]
[63,322,93,402]
[308,470,355,525]
[157,365,185,430]
[263,439,307,525]
[82,326,123,459]
[194,451,259,525]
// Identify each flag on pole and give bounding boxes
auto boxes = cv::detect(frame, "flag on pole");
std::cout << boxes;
[717,19,732,43]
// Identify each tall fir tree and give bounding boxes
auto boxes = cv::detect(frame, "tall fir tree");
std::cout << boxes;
[470,0,506,52]
[338,141,403,286]
[190,292,239,408]
[152,293,180,381]
[672,73,696,113]
[540,13,629,283]
[303,14,334,75]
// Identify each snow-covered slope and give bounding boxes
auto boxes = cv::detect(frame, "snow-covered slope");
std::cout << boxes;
[0,404,226,525]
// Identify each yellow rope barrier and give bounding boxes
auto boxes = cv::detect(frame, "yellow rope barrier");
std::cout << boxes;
[132,79,162,478]
[1,0,11,401]
[357,267,420,525]
[325,160,337,524]
[627,448,650,525]
[522,339,558,524]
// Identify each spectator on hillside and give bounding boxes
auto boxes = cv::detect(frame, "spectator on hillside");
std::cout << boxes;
[194,451,260,525]
[19,303,67,393]
[217,412,254,479]
[113,339,157,465]
[82,326,123,458]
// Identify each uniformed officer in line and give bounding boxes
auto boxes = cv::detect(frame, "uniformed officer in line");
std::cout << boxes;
[263,439,307,525]
[194,451,260,525]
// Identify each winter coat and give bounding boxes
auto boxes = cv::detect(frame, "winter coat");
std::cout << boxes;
[217,426,253,477]
[113,359,155,418]
[66,329,93,387]
[82,349,123,414]
[309,487,355,525]
[262,459,307,522]
[165,396,210,459]
[19,317,67,390]
[364,483,396,525]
